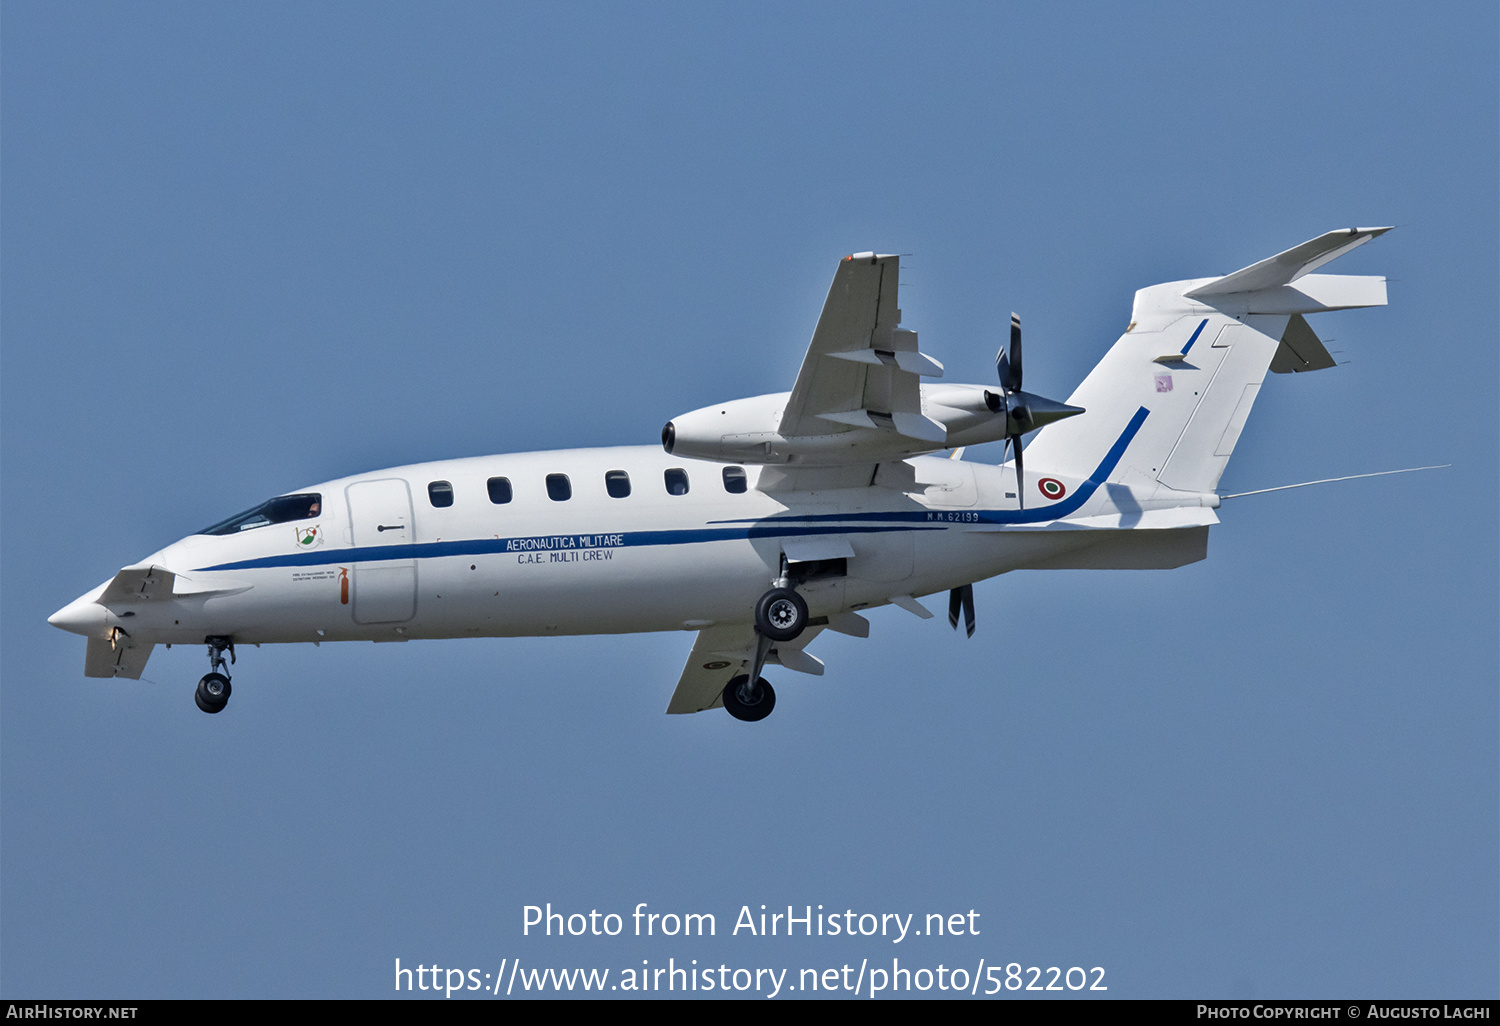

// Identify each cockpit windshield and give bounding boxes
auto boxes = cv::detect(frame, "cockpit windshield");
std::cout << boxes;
[198,493,323,536]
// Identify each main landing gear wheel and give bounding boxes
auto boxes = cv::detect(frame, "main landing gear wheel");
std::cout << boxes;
[195,673,231,714]
[722,675,776,722]
[754,587,808,642]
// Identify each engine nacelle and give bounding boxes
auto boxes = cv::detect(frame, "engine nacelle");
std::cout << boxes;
[662,393,800,465]
[662,385,1078,466]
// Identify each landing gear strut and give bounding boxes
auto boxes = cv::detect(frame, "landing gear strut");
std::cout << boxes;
[722,558,806,721]
[196,636,235,714]
[754,554,809,643]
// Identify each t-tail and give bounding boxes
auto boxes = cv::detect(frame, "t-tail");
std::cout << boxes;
[1023,228,1391,497]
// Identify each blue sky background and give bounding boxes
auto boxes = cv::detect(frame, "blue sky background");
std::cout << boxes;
[3,2,1495,1000]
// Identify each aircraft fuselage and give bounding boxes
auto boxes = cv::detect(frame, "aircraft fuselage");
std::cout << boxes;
[53,446,1070,648]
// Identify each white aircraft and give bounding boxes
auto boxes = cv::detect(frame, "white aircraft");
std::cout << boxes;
[51,228,1400,720]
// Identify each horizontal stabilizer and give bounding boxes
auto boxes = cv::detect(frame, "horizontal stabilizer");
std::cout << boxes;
[1239,274,1387,314]
[1185,227,1392,297]
[98,564,251,603]
[99,565,175,604]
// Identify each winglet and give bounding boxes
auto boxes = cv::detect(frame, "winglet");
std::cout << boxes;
[1185,227,1393,298]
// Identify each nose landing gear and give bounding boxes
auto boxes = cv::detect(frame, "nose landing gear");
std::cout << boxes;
[195,637,235,714]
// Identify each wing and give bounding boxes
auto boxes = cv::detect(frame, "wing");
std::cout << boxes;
[777,253,945,443]
[666,624,828,715]
[666,253,969,491]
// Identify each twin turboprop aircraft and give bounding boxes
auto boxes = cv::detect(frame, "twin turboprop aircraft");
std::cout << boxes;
[50,228,1395,719]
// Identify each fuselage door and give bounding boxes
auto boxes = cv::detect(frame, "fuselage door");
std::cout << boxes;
[345,478,417,624]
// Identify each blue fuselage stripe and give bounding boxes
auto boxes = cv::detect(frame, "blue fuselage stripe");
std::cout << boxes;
[195,524,933,571]
[193,407,1150,573]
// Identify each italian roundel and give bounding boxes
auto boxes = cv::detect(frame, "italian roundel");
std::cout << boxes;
[1038,478,1066,501]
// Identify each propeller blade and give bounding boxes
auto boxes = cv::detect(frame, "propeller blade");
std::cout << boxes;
[948,585,976,637]
[1005,313,1023,391]
[1015,437,1025,509]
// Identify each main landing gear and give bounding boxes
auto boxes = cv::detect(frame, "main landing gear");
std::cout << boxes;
[754,587,808,642]
[195,636,235,714]
[722,562,809,723]
[722,674,775,721]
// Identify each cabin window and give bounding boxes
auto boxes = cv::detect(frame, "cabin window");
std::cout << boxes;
[722,466,747,494]
[546,474,572,501]
[198,493,323,536]
[605,470,631,498]
[664,468,689,496]
[487,477,513,504]
[428,481,454,508]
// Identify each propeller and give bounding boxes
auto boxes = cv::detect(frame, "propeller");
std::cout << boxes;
[946,314,1085,641]
[947,583,975,638]
[984,312,1085,508]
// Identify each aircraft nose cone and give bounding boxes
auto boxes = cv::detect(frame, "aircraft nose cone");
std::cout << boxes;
[48,595,106,636]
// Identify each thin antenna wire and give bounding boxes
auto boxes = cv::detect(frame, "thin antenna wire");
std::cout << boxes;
[1220,465,1450,499]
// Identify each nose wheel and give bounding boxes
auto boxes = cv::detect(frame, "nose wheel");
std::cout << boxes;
[196,636,235,714]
